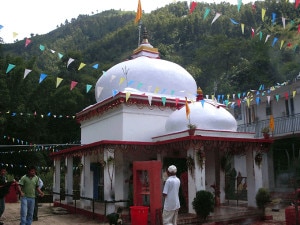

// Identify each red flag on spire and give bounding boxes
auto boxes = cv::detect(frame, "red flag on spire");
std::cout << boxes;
[135,0,142,24]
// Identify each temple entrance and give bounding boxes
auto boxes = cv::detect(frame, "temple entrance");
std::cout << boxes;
[163,157,188,213]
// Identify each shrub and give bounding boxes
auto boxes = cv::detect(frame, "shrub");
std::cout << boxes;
[192,190,214,221]
[255,188,271,215]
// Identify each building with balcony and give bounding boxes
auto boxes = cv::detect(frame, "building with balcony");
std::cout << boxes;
[229,79,300,193]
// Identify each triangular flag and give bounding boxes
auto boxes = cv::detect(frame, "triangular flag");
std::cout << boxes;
[262,8,266,21]
[267,96,271,104]
[0,25,3,29]
[148,95,153,106]
[58,53,64,59]
[269,115,275,132]
[112,89,119,97]
[135,0,142,24]
[280,40,285,50]
[119,77,125,85]
[230,18,239,25]
[189,1,197,14]
[56,77,63,88]
[203,8,210,20]
[67,58,74,68]
[39,74,47,83]
[96,87,103,98]
[237,0,242,12]
[251,28,255,38]
[211,13,221,24]
[126,92,131,102]
[272,12,276,24]
[13,32,18,38]
[259,31,263,40]
[110,75,116,82]
[161,97,166,106]
[39,45,45,51]
[272,37,278,47]
[185,97,190,120]
[282,17,286,29]
[86,84,92,93]
[265,34,271,43]
[137,82,143,90]
[24,69,32,79]
[70,81,78,90]
[6,64,16,74]
[296,0,300,8]
[25,38,31,47]
[92,64,99,69]
[241,23,245,34]
[78,62,86,70]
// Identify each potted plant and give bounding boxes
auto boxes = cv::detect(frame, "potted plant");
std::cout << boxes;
[186,155,195,176]
[261,127,270,139]
[192,190,215,221]
[255,187,271,219]
[255,153,263,167]
[187,123,197,135]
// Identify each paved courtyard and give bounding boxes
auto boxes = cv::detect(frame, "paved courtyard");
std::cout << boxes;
[0,202,289,225]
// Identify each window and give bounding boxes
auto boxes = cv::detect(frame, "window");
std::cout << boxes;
[290,97,294,115]
[285,99,290,117]
[266,101,272,116]
[234,105,242,120]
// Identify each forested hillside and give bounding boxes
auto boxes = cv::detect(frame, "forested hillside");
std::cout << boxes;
[1,0,300,171]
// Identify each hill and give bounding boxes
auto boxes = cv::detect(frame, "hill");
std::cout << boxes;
[1,0,300,170]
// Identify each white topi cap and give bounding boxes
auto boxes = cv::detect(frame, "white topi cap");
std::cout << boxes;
[168,165,177,173]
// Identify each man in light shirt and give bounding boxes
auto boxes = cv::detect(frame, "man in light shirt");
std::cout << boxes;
[162,165,180,225]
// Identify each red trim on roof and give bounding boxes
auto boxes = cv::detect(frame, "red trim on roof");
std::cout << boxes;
[76,92,185,123]
[50,134,272,158]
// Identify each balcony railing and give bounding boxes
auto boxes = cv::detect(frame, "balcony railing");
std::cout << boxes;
[237,113,300,138]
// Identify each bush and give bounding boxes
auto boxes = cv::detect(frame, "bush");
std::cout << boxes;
[192,190,214,221]
[255,188,271,215]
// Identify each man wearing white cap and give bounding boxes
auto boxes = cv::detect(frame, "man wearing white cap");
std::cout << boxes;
[162,165,180,225]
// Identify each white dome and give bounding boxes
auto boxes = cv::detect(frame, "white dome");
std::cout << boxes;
[165,100,237,133]
[95,56,197,102]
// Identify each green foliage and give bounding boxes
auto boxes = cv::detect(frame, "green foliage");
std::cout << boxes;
[255,188,271,213]
[1,1,300,174]
[192,190,214,221]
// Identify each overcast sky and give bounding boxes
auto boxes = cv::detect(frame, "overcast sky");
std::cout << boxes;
[1,0,257,43]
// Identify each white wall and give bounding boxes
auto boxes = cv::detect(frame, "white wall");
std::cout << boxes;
[80,104,174,144]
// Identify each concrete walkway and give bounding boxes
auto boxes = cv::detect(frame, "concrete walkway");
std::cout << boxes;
[0,202,288,225]
[1,203,108,225]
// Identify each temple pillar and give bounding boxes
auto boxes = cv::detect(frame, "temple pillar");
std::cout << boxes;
[104,149,115,215]
[65,157,73,204]
[246,150,263,207]
[80,155,92,209]
[53,159,61,201]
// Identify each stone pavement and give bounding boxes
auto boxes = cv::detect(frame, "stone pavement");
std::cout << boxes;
[0,202,288,225]
[1,203,109,225]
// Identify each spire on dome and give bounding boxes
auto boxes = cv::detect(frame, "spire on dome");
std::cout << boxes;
[196,87,203,101]
[132,27,160,59]
[141,27,149,44]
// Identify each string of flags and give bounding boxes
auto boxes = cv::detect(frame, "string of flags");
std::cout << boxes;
[188,1,300,50]
[0,163,84,172]
[0,110,76,119]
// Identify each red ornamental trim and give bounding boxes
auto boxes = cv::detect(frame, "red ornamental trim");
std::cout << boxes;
[76,93,183,123]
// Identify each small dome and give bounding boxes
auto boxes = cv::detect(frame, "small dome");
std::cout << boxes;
[95,56,197,102]
[165,100,237,133]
